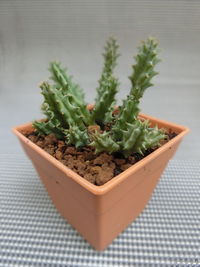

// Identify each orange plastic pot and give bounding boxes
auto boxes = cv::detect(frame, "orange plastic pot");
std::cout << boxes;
[12,113,189,250]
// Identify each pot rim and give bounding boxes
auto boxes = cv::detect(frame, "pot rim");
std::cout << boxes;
[12,113,189,195]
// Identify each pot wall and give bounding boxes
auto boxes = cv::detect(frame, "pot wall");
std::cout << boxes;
[13,114,189,250]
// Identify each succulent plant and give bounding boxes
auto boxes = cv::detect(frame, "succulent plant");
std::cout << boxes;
[91,37,119,125]
[33,36,166,157]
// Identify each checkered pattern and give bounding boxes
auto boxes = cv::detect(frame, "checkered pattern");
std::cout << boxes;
[1,154,199,267]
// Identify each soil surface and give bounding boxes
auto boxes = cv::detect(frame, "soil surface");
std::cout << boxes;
[25,131,177,186]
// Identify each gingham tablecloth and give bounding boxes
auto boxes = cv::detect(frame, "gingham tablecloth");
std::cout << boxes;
[1,154,199,267]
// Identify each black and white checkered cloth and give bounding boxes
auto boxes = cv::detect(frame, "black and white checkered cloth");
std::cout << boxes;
[1,154,199,267]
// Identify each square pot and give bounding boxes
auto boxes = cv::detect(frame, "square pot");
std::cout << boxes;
[12,113,189,250]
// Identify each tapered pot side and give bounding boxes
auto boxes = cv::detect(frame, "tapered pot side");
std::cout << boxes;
[12,113,189,250]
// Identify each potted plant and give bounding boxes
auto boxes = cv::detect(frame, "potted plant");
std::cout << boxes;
[12,37,189,250]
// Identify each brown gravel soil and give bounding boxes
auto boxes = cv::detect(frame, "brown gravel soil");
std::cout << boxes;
[24,131,177,186]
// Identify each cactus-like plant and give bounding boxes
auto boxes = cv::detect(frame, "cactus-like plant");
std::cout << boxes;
[91,37,119,125]
[33,36,166,157]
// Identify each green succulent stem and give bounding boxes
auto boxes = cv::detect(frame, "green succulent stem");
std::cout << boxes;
[92,76,119,125]
[89,131,120,154]
[92,37,120,124]
[129,37,160,101]
[112,37,160,141]
[33,36,166,158]
[49,61,85,103]
[34,81,90,147]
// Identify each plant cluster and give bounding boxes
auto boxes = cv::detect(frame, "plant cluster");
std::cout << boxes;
[33,37,166,157]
